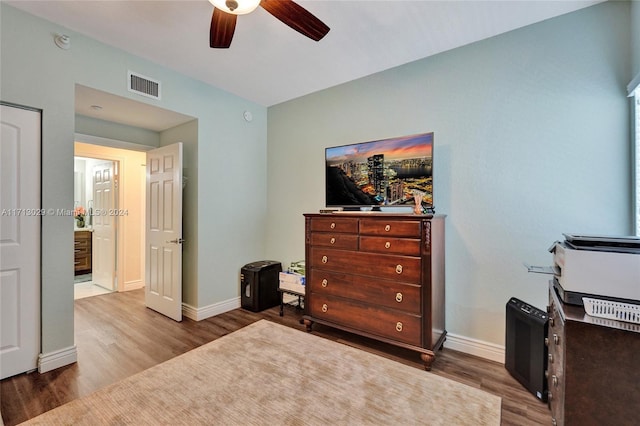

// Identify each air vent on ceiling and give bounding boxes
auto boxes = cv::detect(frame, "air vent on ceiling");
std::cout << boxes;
[127,71,161,100]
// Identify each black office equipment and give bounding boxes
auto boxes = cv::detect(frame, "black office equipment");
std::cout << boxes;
[240,261,282,312]
[505,297,548,402]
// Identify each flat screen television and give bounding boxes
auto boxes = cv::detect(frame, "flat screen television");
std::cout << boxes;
[325,132,433,209]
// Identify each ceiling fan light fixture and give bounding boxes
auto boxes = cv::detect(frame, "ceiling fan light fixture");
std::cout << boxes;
[209,0,261,15]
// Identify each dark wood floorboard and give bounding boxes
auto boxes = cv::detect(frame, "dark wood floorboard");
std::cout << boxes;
[0,289,551,425]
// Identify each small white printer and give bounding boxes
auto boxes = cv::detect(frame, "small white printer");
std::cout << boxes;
[550,234,640,305]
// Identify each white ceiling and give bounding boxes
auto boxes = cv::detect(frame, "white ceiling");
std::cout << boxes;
[8,0,603,130]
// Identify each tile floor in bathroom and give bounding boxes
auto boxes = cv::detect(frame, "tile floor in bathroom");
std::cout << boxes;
[74,274,112,300]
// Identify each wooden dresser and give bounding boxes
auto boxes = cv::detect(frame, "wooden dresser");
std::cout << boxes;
[547,283,640,425]
[74,230,92,275]
[303,213,446,370]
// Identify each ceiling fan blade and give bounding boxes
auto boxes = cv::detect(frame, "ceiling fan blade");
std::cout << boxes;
[260,0,330,42]
[210,8,237,48]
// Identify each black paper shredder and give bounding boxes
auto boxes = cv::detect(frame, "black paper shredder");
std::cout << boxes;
[240,260,282,312]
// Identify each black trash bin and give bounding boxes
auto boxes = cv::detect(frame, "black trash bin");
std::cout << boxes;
[240,260,282,312]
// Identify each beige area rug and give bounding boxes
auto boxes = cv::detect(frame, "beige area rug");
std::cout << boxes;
[24,320,501,425]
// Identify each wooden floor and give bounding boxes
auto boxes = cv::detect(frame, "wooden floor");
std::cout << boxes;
[1,289,551,425]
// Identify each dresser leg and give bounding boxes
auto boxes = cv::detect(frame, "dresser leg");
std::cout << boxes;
[303,319,313,332]
[420,352,436,371]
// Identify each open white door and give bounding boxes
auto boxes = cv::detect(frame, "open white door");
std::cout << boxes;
[92,161,116,291]
[145,143,183,321]
[0,104,41,379]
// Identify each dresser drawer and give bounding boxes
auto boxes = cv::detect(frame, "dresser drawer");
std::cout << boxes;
[74,238,90,249]
[309,248,421,283]
[359,236,421,256]
[74,254,91,272]
[75,231,91,245]
[310,294,422,346]
[75,245,90,256]
[310,232,359,250]
[309,269,421,315]
[359,219,420,237]
[75,230,91,240]
[310,217,358,234]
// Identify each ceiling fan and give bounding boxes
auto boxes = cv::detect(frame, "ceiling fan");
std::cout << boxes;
[209,0,330,48]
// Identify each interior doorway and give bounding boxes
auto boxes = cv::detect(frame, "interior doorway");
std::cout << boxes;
[74,156,117,299]
[72,84,196,315]
[74,142,148,298]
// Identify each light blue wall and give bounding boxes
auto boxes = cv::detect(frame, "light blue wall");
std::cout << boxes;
[160,120,199,305]
[75,115,161,148]
[632,0,639,78]
[1,5,268,355]
[266,1,632,346]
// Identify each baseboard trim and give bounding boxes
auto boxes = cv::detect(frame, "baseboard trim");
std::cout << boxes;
[182,297,241,321]
[443,332,505,364]
[122,279,144,292]
[38,345,78,373]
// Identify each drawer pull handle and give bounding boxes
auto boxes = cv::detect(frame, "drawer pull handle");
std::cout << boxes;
[395,264,403,274]
[384,241,391,249]
[330,237,336,244]
[330,222,336,229]
[321,279,328,288]
[549,318,554,327]
[395,292,403,303]
[396,322,403,332]
[548,354,554,364]
[553,334,559,345]
[322,256,328,264]
[544,337,549,347]
[552,375,558,387]
[384,224,391,232]
[321,304,328,313]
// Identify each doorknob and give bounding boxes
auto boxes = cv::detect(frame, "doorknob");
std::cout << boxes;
[166,238,185,244]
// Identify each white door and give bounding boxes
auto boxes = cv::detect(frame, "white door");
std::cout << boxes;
[92,161,116,291]
[0,104,41,379]
[145,143,183,321]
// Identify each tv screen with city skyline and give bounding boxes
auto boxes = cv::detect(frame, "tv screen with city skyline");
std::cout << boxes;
[325,132,433,209]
